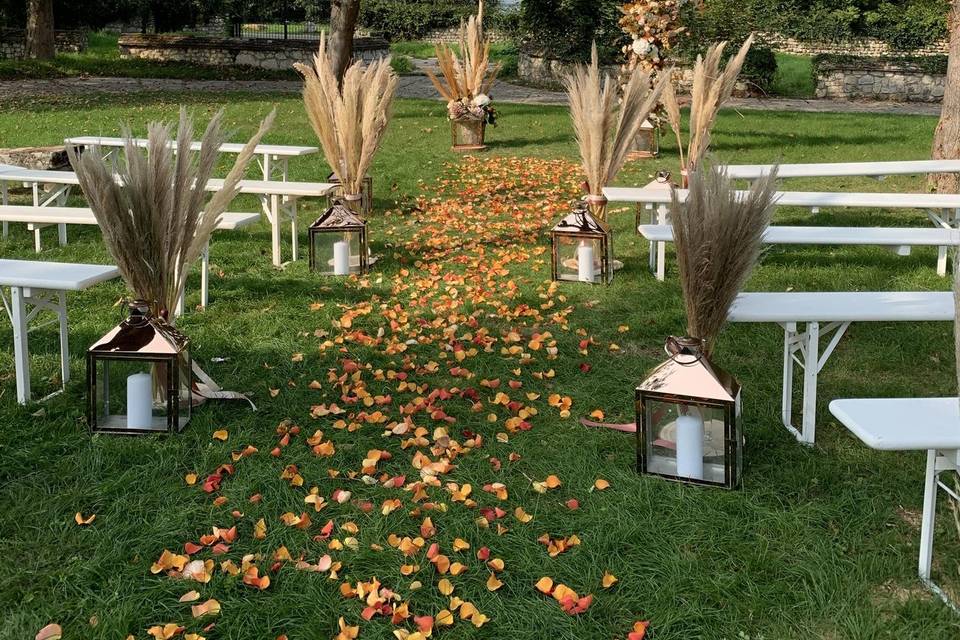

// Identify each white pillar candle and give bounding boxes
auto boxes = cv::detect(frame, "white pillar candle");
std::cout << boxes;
[126,372,153,429]
[675,411,705,480]
[333,240,351,276]
[577,243,595,282]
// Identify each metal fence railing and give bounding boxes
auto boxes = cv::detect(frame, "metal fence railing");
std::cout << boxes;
[230,0,330,40]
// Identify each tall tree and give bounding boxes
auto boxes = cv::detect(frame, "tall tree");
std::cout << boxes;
[26,0,55,60]
[932,0,960,193]
[329,0,361,83]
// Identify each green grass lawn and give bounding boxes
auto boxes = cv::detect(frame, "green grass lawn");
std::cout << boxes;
[771,54,816,98]
[1,92,959,640]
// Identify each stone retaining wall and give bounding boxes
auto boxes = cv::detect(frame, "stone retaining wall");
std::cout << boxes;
[118,34,389,71]
[758,32,947,58]
[517,52,753,96]
[421,26,509,44]
[815,60,945,102]
[0,29,88,60]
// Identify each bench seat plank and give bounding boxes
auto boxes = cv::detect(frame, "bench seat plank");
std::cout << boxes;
[638,224,960,245]
[0,205,260,230]
[606,186,960,209]
[728,291,954,323]
[829,398,960,450]
[63,136,319,157]
[0,259,119,290]
[722,159,960,180]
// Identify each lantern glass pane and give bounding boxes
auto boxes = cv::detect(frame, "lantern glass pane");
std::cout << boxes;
[555,235,604,283]
[312,230,362,275]
[91,357,189,433]
[645,398,727,484]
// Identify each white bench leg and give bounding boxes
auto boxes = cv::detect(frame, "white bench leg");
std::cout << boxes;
[289,200,299,262]
[780,321,850,445]
[10,286,31,404]
[270,193,281,267]
[800,322,820,445]
[281,157,289,182]
[263,153,271,182]
[56,290,69,387]
[918,448,937,583]
[655,204,667,281]
[200,241,210,309]
[33,225,42,253]
[1,181,8,239]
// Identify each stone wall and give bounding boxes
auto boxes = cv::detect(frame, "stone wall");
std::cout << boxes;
[517,52,753,96]
[815,60,945,102]
[0,29,87,60]
[759,32,947,58]
[118,34,389,71]
[421,26,510,44]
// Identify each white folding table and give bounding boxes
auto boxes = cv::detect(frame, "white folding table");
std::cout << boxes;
[206,178,335,266]
[0,165,334,267]
[0,206,259,309]
[606,183,960,280]
[829,397,960,610]
[728,291,954,445]
[0,259,120,404]
[63,137,319,182]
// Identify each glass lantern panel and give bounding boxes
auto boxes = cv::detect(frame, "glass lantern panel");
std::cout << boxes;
[313,230,362,275]
[555,235,604,283]
[92,358,188,433]
[645,398,728,484]
[633,129,657,155]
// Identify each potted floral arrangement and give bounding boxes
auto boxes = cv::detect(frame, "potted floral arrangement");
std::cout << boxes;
[427,10,501,152]
[618,0,685,159]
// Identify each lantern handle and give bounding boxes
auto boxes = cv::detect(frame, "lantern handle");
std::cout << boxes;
[665,335,705,365]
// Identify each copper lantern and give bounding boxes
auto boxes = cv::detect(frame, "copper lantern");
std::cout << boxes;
[87,300,192,435]
[550,202,613,285]
[308,200,370,275]
[629,119,659,159]
[636,337,742,488]
[326,171,373,217]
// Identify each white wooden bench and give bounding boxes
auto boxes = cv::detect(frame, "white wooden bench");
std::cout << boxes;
[722,159,960,181]
[727,291,954,445]
[0,259,120,404]
[829,397,960,611]
[63,136,319,183]
[638,224,960,274]
[0,205,258,311]
[606,184,960,280]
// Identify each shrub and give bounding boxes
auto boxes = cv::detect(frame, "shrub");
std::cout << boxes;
[389,54,414,75]
[864,0,948,49]
[359,0,479,41]
[740,46,778,93]
[517,0,624,63]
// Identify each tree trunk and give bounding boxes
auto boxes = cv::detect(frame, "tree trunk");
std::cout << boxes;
[931,0,960,193]
[329,0,362,84]
[26,0,55,60]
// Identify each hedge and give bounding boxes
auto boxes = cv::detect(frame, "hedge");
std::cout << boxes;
[358,0,488,41]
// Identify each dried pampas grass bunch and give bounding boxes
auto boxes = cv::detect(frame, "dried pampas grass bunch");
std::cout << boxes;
[295,33,398,201]
[427,13,501,104]
[564,43,669,218]
[670,163,778,354]
[67,107,275,320]
[662,35,754,173]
